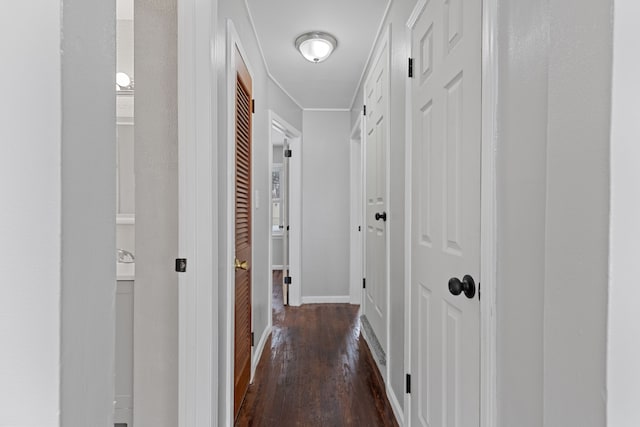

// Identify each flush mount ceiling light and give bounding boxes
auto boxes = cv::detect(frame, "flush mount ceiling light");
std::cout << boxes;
[295,32,337,63]
[116,71,134,91]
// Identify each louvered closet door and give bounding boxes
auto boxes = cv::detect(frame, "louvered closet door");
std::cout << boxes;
[234,47,252,419]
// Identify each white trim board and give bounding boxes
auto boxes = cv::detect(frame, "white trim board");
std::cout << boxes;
[479,0,499,423]
[303,108,351,112]
[387,382,405,427]
[348,0,394,110]
[224,20,256,427]
[349,117,364,306]
[267,110,303,308]
[177,0,218,424]
[301,296,351,304]
[402,0,499,426]
[250,326,272,382]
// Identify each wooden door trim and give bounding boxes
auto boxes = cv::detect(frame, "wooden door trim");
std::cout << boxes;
[403,0,499,425]
[224,20,256,427]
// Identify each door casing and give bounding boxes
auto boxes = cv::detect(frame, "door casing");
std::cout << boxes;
[362,24,392,383]
[223,20,256,427]
[349,117,364,305]
[267,110,303,318]
[176,1,499,425]
[403,0,498,426]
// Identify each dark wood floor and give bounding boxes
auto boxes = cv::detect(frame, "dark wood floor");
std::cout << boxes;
[235,271,398,427]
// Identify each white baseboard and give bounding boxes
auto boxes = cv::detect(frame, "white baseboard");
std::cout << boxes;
[250,326,272,382]
[301,295,351,304]
[360,325,404,426]
[387,383,405,426]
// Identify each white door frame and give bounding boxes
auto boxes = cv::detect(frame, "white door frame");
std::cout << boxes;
[222,20,257,426]
[362,24,392,382]
[267,110,303,315]
[177,0,218,424]
[349,118,363,305]
[403,0,498,426]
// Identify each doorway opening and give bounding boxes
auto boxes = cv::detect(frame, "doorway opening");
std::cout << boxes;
[267,111,302,317]
[349,118,364,306]
[114,0,135,425]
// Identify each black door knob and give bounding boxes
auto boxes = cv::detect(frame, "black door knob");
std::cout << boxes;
[375,212,387,222]
[448,275,476,299]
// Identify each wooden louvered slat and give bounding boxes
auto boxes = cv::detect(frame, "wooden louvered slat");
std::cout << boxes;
[234,48,253,421]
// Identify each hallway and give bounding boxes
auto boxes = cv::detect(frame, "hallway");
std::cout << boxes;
[235,272,398,426]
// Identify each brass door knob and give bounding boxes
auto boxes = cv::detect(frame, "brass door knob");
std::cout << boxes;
[234,258,248,270]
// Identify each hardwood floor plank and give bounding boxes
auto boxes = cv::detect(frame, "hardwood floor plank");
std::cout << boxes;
[235,271,398,427]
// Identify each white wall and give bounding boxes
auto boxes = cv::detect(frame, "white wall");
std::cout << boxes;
[542,1,611,424]
[350,0,414,411]
[1,1,116,425]
[215,2,302,424]
[268,79,302,131]
[301,111,351,300]
[497,0,612,425]
[0,3,62,425]
[495,1,548,423]
[60,0,117,424]
[134,0,179,425]
[608,1,640,425]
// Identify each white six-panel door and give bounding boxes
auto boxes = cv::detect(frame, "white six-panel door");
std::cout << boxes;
[410,0,482,425]
[364,39,389,357]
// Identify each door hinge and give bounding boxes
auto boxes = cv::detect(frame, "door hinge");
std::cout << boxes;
[362,278,366,289]
[252,99,255,114]
[251,332,255,347]
[175,258,187,272]
[406,374,412,393]
[478,282,481,300]
[363,105,367,116]
[408,58,414,78]
[284,148,292,158]
[358,225,361,232]
[284,276,292,285]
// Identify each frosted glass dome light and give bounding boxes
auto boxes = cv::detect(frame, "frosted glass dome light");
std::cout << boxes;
[295,32,337,63]
[116,72,132,89]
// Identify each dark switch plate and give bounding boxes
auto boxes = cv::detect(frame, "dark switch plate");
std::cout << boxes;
[175,258,187,272]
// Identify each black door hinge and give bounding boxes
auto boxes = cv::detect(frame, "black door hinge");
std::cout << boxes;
[363,105,367,116]
[175,258,187,272]
[408,58,414,78]
[284,149,292,158]
[478,282,481,300]
[358,225,361,232]
[362,278,366,289]
[252,99,255,114]
[251,332,255,347]
[406,374,411,393]
[284,276,292,285]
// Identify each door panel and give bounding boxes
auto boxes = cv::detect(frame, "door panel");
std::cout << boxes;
[364,41,388,355]
[234,47,252,419]
[410,0,482,425]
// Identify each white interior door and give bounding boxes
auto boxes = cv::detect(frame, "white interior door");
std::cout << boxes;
[364,41,389,356]
[409,0,482,425]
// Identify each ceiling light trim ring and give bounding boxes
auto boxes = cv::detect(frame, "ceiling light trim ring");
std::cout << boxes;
[295,31,338,63]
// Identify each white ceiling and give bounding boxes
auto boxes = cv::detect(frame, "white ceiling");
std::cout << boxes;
[246,0,390,110]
